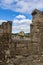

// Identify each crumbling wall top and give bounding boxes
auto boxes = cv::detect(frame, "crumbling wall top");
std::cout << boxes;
[31,9,43,24]
[32,9,41,16]
[0,21,12,35]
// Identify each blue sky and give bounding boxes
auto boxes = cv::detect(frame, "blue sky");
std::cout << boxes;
[0,0,43,33]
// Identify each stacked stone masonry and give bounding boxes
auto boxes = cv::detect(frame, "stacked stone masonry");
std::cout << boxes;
[31,9,43,65]
[0,9,43,65]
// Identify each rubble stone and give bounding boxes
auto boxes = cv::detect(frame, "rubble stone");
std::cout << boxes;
[0,9,43,65]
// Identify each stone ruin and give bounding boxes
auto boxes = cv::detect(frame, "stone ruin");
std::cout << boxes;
[0,9,43,65]
[30,9,43,65]
[0,21,12,65]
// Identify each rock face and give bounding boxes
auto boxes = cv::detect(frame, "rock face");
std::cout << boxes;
[30,9,43,64]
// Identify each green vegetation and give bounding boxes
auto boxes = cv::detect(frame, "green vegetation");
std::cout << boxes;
[12,31,30,38]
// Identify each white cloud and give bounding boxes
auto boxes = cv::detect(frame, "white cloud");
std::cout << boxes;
[1,0,16,4]
[15,15,26,19]
[12,25,30,33]
[0,20,7,24]
[0,0,43,14]
[12,15,32,33]
[13,19,32,25]
[13,15,32,24]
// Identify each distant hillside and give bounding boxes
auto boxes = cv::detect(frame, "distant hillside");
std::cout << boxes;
[12,32,30,38]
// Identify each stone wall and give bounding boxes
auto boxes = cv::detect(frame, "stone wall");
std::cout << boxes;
[0,21,12,35]
[0,21,31,65]
[0,9,43,65]
[30,9,43,65]
[0,21,12,65]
